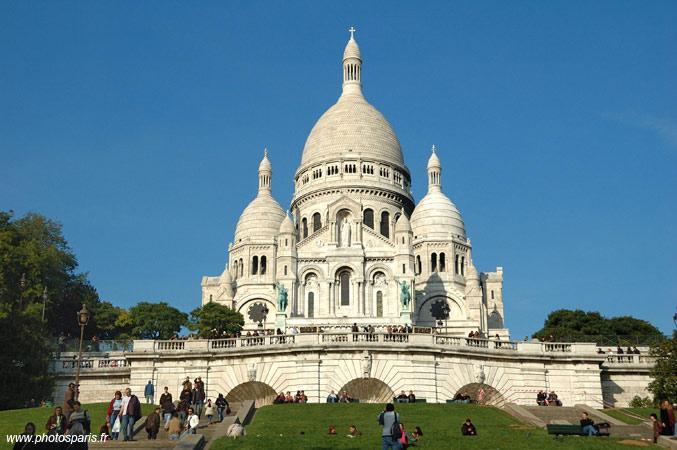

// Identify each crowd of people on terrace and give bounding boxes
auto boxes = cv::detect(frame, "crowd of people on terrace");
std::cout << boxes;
[596,346,641,354]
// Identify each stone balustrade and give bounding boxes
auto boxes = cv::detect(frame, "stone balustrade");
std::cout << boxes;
[126,333,609,357]
[604,354,656,365]
[51,355,130,373]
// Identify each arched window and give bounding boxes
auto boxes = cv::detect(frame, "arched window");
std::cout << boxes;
[376,291,383,318]
[233,260,238,280]
[312,212,321,232]
[302,218,308,239]
[431,253,437,272]
[440,253,446,272]
[260,256,267,275]
[455,255,460,274]
[402,264,406,274]
[363,208,374,229]
[239,259,243,277]
[491,290,495,300]
[461,256,465,276]
[285,238,288,247]
[209,294,213,302]
[339,270,351,306]
[380,211,390,238]
[251,256,259,275]
[307,292,314,318]
[416,255,421,275]
[284,265,288,276]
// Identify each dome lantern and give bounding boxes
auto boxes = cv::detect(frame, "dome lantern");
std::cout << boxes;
[427,144,442,192]
[342,27,362,96]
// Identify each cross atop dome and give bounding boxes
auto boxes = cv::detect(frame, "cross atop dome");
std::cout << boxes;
[348,26,356,40]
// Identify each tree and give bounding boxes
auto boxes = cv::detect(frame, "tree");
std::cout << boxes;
[0,210,101,409]
[128,301,187,339]
[92,301,132,339]
[189,302,244,338]
[533,309,663,344]
[648,332,677,402]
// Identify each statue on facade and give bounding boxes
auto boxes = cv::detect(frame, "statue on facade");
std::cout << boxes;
[276,282,288,312]
[339,217,351,247]
[362,351,372,379]
[399,281,411,309]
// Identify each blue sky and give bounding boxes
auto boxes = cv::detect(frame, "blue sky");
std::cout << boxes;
[1,1,675,338]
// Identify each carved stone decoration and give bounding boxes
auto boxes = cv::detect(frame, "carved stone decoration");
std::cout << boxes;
[373,273,387,288]
[476,364,486,385]
[306,274,319,289]
[248,302,269,325]
[430,299,450,321]
[362,351,372,379]
[248,363,257,382]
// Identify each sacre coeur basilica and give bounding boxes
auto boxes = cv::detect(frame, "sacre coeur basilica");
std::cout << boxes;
[52,32,654,409]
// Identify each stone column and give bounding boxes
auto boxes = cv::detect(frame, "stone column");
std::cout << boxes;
[298,282,305,317]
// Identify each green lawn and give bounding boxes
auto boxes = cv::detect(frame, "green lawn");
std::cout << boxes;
[600,408,657,425]
[0,402,156,450]
[211,403,645,449]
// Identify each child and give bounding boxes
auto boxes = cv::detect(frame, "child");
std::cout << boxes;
[205,399,215,425]
[98,423,110,441]
[347,424,362,438]
[328,425,337,435]
[651,413,664,444]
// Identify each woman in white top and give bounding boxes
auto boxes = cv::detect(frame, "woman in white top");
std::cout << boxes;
[180,407,200,439]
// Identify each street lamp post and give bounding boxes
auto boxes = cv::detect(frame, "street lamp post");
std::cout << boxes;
[74,304,90,401]
[42,287,48,321]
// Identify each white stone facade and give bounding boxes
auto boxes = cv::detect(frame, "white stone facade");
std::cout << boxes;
[201,32,507,337]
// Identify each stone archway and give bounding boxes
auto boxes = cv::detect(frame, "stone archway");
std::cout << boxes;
[339,378,394,403]
[226,381,277,407]
[454,383,505,407]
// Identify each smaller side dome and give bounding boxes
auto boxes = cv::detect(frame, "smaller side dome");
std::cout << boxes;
[220,265,233,283]
[279,214,295,234]
[395,213,412,233]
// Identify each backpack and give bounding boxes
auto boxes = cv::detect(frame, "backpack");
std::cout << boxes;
[390,412,400,437]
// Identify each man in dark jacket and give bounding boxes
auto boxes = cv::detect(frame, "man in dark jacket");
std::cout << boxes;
[121,388,141,441]
[159,387,173,426]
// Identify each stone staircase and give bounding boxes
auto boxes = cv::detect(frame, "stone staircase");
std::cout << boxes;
[505,404,653,440]
[90,402,246,450]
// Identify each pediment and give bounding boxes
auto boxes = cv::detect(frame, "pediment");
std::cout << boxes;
[326,194,362,219]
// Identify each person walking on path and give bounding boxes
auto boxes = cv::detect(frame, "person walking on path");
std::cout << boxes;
[377,403,401,450]
[120,388,141,441]
[144,380,155,404]
[215,394,229,422]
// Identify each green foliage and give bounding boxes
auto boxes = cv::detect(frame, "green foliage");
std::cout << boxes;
[91,301,132,339]
[128,301,188,339]
[189,302,244,338]
[648,332,677,402]
[0,210,100,409]
[533,309,664,344]
[628,395,653,408]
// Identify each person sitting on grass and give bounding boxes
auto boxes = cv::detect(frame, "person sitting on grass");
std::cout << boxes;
[273,392,285,404]
[328,425,337,435]
[461,418,477,436]
[45,406,66,435]
[407,426,423,445]
[580,412,597,436]
[396,391,408,403]
[347,424,362,438]
[14,423,36,450]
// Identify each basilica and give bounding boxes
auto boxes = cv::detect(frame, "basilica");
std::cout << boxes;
[201,31,508,337]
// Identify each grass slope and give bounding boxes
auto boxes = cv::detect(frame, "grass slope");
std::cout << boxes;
[0,403,156,450]
[211,403,637,449]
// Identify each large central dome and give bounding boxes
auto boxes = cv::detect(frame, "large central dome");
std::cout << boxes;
[297,33,406,172]
[300,93,405,168]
